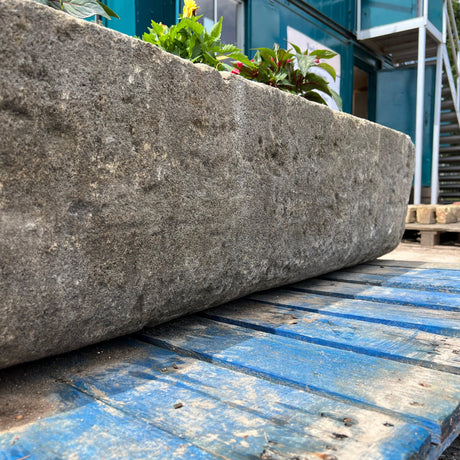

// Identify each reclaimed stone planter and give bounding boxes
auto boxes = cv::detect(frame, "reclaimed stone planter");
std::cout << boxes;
[0,0,414,369]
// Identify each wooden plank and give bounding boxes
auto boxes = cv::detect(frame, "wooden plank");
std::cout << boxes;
[290,279,460,311]
[139,317,460,444]
[335,264,460,281]
[368,260,460,270]
[320,270,460,294]
[201,299,460,374]
[405,223,460,232]
[59,338,432,460]
[249,290,460,337]
[0,385,219,459]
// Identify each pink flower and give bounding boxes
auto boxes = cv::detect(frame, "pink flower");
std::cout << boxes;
[236,62,243,69]
[232,68,240,75]
[270,56,275,61]
[250,59,255,62]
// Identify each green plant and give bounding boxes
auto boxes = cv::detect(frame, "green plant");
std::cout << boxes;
[231,44,342,110]
[142,0,250,70]
[33,0,119,20]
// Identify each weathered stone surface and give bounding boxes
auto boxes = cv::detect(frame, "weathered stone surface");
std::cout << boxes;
[0,0,414,369]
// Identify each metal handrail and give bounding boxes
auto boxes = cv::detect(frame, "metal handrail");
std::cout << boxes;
[446,0,460,79]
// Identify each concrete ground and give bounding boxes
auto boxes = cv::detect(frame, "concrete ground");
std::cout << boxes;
[380,241,460,458]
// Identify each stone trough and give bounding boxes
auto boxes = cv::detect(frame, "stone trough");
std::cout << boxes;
[0,0,414,369]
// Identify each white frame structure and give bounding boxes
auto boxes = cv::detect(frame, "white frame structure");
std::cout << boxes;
[356,0,458,205]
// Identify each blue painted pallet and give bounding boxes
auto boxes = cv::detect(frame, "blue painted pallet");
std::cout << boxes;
[0,259,460,459]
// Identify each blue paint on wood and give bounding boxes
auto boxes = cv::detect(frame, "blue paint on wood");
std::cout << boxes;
[34,338,432,460]
[321,269,460,294]
[0,385,218,459]
[1,261,460,459]
[249,290,460,337]
[290,279,460,311]
[345,265,460,281]
[367,260,460,271]
[201,299,460,374]
[139,316,460,443]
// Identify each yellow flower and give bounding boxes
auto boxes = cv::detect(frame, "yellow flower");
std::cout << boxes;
[183,0,199,18]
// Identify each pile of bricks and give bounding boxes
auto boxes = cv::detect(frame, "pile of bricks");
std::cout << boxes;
[406,204,460,225]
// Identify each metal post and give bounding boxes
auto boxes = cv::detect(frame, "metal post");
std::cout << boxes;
[357,0,362,34]
[457,50,460,108]
[431,44,443,204]
[414,26,426,204]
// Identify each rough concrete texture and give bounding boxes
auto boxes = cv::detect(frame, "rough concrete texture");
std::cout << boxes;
[0,0,415,368]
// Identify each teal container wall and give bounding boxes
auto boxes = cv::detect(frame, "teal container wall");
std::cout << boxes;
[428,0,443,32]
[101,0,177,37]
[136,0,177,35]
[292,0,355,31]
[361,0,418,29]
[376,66,436,187]
[102,0,136,36]
[247,0,354,113]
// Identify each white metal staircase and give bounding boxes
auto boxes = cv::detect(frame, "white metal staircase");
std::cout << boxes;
[356,0,460,204]
[439,1,460,203]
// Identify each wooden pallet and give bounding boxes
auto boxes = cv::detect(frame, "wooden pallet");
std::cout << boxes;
[1,259,460,459]
[405,222,460,247]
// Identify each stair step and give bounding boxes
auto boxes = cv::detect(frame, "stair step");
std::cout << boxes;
[441,111,459,122]
[439,165,460,172]
[439,146,460,154]
[439,191,460,198]
[442,100,455,110]
[439,175,460,181]
[439,182,460,189]
[440,124,460,133]
[442,87,451,97]
[440,134,460,144]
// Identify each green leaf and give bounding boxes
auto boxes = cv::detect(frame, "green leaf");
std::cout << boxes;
[310,49,337,60]
[296,53,315,77]
[257,47,277,62]
[60,0,113,19]
[191,41,203,61]
[97,1,119,19]
[176,17,204,35]
[209,17,223,40]
[331,88,343,111]
[303,91,328,106]
[222,63,234,72]
[221,44,241,53]
[289,42,302,54]
[302,72,333,96]
[148,20,167,36]
[225,52,253,66]
[316,62,336,81]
